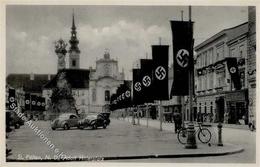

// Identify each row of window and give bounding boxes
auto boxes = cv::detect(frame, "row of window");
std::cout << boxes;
[197,45,224,68]
[196,43,245,69]
[196,70,245,92]
[230,44,245,59]
[198,102,214,114]
[197,71,225,91]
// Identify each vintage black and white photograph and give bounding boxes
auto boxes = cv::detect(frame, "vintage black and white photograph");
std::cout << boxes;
[3,2,257,165]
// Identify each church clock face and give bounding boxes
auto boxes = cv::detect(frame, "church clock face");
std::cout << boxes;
[104,63,110,75]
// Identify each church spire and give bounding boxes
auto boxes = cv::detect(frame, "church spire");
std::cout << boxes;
[72,10,76,30]
[69,10,80,54]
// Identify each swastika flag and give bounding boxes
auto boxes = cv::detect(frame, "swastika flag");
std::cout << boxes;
[109,94,117,111]
[226,57,241,90]
[170,21,193,96]
[140,59,154,103]
[132,68,144,105]
[8,88,17,110]
[152,45,169,100]
[123,80,132,108]
[25,93,31,110]
[30,95,37,111]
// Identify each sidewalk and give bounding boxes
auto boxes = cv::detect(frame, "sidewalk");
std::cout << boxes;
[119,116,250,131]
[7,119,244,162]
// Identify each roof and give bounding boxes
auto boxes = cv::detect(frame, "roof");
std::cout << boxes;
[43,69,90,89]
[195,22,248,51]
[6,74,55,93]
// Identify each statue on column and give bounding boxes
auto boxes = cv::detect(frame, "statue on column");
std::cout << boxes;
[47,39,78,119]
[55,39,67,71]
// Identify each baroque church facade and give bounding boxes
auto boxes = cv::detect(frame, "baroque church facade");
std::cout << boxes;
[43,13,124,116]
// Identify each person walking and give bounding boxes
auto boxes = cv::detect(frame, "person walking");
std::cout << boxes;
[173,112,182,133]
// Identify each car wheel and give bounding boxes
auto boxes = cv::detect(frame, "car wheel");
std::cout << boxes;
[92,124,97,130]
[64,124,69,130]
[51,127,56,130]
[14,124,20,129]
[103,123,107,129]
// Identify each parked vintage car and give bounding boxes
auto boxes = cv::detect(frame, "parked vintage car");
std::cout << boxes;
[98,112,111,125]
[78,113,109,129]
[51,113,80,130]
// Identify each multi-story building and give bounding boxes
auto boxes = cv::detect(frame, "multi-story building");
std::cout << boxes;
[194,22,248,124]
[247,6,256,126]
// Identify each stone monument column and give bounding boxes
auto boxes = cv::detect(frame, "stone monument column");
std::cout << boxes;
[55,39,67,71]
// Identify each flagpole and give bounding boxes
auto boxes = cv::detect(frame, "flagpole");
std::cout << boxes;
[181,96,185,128]
[159,101,162,131]
[185,5,197,149]
[137,105,140,125]
[146,104,149,127]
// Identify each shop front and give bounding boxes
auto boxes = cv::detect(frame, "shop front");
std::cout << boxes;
[225,89,248,124]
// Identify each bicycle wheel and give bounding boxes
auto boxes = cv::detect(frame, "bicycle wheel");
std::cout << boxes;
[198,128,211,144]
[177,128,187,144]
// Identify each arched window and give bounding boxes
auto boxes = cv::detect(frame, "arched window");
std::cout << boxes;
[105,90,110,101]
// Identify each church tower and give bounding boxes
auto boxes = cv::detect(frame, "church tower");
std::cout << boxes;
[69,12,80,69]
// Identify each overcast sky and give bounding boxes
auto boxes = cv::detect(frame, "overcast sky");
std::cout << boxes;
[6,5,248,79]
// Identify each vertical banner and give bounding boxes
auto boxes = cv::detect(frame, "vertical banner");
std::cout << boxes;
[8,88,17,110]
[31,95,37,111]
[152,45,169,100]
[170,21,193,96]
[132,69,143,105]
[36,96,41,111]
[124,80,132,108]
[226,57,241,90]
[140,59,154,103]
[116,85,123,109]
[25,93,31,110]
[110,94,117,111]
[41,97,46,111]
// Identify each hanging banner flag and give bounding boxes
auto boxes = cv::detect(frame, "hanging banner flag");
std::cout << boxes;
[8,88,17,110]
[140,59,154,103]
[132,68,144,105]
[36,96,42,111]
[110,94,117,111]
[31,95,37,111]
[41,97,46,111]
[124,80,132,108]
[25,93,31,110]
[152,45,169,100]
[116,84,124,109]
[226,57,241,90]
[170,21,193,96]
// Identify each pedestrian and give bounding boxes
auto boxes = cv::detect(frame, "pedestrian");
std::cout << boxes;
[173,112,182,133]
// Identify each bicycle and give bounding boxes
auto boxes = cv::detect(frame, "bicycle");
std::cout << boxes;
[177,122,212,144]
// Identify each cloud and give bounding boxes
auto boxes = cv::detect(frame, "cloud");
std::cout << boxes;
[78,20,171,79]
[7,20,171,79]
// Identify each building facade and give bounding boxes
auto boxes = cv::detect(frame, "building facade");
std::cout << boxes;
[89,51,125,112]
[247,6,256,126]
[194,22,248,124]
